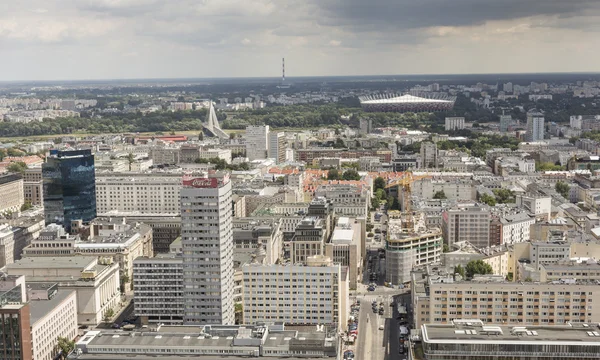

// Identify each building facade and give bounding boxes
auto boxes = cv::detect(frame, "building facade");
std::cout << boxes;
[0,174,24,213]
[526,111,545,142]
[444,117,465,131]
[246,125,270,161]
[43,149,96,231]
[442,204,491,248]
[269,131,286,164]
[180,174,235,325]
[242,255,348,329]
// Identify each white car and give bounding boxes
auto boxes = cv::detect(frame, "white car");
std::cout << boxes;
[378,325,385,330]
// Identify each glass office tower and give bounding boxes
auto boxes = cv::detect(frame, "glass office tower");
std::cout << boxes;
[43,149,96,231]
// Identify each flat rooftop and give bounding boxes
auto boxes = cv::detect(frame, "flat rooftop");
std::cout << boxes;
[6,256,96,269]
[30,290,75,325]
[423,322,600,345]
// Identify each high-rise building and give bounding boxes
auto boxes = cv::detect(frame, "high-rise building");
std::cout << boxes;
[245,125,270,161]
[180,173,234,325]
[526,111,545,142]
[444,117,465,131]
[420,142,438,169]
[268,131,286,164]
[359,118,373,135]
[499,115,512,132]
[43,149,96,231]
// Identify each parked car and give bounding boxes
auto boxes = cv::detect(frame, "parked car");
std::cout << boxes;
[379,325,385,330]
[368,285,375,291]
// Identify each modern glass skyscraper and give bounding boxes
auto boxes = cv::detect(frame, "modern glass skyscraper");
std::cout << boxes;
[180,174,234,325]
[43,149,96,231]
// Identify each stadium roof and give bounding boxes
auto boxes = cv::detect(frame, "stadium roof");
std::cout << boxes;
[360,94,453,105]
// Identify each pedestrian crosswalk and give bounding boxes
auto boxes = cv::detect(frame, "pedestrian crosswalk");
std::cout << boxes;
[356,294,396,303]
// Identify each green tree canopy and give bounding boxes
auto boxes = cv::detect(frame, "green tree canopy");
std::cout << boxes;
[7,161,27,174]
[479,193,497,206]
[342,169,361,181]
[454,264,465,278]
[493,189,515,204]
[555,180,570,198]
[327,168,340,180]
[374,177,386,191]
[465,260,494,278]
[433,190,447,199]
[57,337,75,359]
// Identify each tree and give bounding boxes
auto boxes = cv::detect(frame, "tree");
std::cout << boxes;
[103,308,115,322]
[465,260,493,278]
[555,180,570,198]
[454,264,465,278]
[433,190,447,199]
[536,161,565,171]
[327,168,340,180]
[333,138,346,149]
[198,131,204,141]
[57,337,75,359]
[479,193,497,206]
[443,244,450,253]
[20,201,32,212]
[371,196,380,210]
[374,177,386,191]
[6,161,27,174]
[493,188,515,204]
[342,169,360,181]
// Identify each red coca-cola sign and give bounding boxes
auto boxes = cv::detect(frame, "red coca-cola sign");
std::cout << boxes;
[183,177,218,188]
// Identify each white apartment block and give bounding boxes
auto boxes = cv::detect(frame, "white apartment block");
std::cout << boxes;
[133,253,184,325]
[412,178,475,201]
[30,290,78,360]
[6,256,120,325]
[324,217,363,289]
[246,125,270,161]
[515,194,551,221]
[517,159,536,173]
[242,255,348,330]
[198,148,232,164]
[95,172,182,214]
[180,174,235,325]
[445,117,465,131]
[500,212,534,245]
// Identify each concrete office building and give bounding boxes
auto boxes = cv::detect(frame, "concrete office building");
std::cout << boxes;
[180,173,235,325]
[232,218,283,266]
[314,184,370,217]
[442,203,491,248]
[6,256,120,325]
[0,276,32,360]
[412,272,600,328]
[445,117,465,131]
[0,173,24,213]
[246,125,270,161]
[0,215,44,268]
[386,229,443,285]
[43,149,96,231]
[242,255,348,330]
[526,111,545,142]
[420,142,438,169]
[290,217,326,264]
[515,194,552,221]
[325,217,363,289]
[133,252,184,325]
[149,146,180,165]
[73,324,338,359]
[421,322,600,360]
[269,131,286,164]
[95,172,182,214]
[30,286,78,360]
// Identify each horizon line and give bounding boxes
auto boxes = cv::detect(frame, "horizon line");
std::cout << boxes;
[2,71,600,85]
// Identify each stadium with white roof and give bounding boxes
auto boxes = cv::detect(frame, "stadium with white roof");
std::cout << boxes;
[359,93,456,113]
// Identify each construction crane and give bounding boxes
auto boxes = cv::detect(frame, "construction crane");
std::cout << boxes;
[385,172,429,213]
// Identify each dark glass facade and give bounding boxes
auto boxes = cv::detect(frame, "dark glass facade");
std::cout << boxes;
[43,149,96,231]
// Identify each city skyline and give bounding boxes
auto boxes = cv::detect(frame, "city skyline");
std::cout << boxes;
[2,0,600,81]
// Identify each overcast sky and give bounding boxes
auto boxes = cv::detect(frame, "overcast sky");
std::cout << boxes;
[2,0,600,81]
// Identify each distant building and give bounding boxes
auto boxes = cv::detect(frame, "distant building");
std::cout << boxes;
[444,117,465,131]
[246,125,270,161]
[420,142,438,168]
[359,94,456,113]
[499,115,512,132]
[23,167,43,206]
[359,118,373,135]
[526,111,545,142]
[43,149,96,231]
[268,131,286,164]
[442,204,491,248]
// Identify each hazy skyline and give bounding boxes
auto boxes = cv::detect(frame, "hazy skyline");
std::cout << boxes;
[2,0,600,81]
